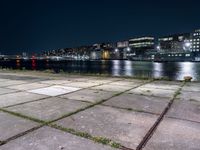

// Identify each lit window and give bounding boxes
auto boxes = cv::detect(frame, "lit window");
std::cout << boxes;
[185,54,190,57]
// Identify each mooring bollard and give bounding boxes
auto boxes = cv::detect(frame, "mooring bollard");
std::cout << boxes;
[184,76,193,82]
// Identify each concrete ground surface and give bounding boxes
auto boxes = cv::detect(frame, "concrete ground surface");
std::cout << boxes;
[0,70,199,150]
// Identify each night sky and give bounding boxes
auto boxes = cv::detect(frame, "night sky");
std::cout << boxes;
[0,0,200,54]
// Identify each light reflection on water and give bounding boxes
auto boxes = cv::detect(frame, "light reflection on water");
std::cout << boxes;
[124,60,133,76]
[112,60,121,76]
[1,60,200,81]
[177,62,196,80]
[153,63,163,78]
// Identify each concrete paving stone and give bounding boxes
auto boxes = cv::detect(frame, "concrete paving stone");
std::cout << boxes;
[103,93,170,114]
[82,79,119,84]
[182,82,200,92]
[152,80,183,86]
[144,118,200,150]
[0,79,10,82]
[67,77,91,82]
[0,111,40,141]
[7,83,50,91]
[108,80,142,87]
[55,105,158,149]
[60,89,118,103]
[39,80,73,85]
[6,97,90,121]
[177,91,200,102]
[0,80,28,87]
[29,85,81,96]
[0,92,48,107]
[0,88,18,95]
[167,100,200,123]
[141,82,180,90]
[62,81,101,88]
[122,79,146,83]
[0,74,45,81]
[127,87,175,98]
[0,127,116,150]
[91,84,133,92]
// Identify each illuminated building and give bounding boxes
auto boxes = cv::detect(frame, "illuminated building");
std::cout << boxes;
[129,37,155,55]
[102,50,110,60]
[158,33,190,52]
[117,41,129,48]
[191,29,200,52]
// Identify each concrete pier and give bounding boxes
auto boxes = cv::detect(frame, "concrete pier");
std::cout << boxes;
[0,70,199,150]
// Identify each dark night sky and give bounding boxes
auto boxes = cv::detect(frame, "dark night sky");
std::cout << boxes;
[0,0,200,54]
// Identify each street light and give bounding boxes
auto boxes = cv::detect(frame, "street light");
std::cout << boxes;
[156,45,161,51]
[127,47,131,52]
[115,48,119,52]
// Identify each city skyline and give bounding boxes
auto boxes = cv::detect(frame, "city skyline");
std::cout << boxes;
[0,0,200,54]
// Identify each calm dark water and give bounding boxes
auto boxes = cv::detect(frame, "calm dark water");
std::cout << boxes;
[1,60,200,81]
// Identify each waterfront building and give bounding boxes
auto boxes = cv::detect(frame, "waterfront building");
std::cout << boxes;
[129,37,155,55]
[90,50,101,60]
[190,29,200,52]
[158,33,190,52]
[117,41,129,48]
[190,29,200,61]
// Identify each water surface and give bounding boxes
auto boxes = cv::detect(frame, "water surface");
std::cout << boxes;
[1,60,200,81]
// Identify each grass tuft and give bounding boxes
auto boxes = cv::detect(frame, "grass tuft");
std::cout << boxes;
[50,124,122,149]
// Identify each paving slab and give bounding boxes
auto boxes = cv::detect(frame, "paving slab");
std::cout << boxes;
[103,93,170,114]
[0,88,18,95]
[152,80,183,86]
[7,83,50,91]
[0,127,116,150]
[108,80,143,87]
[141,83,180,90]
[29,85,81,96]
[0,80,27,87]
[177,91,200,102]
[144,118,200,150]
[66,77,92,82]
[60,89,118,103]
[122,78,146,83]
[62,81,101,88]
[182,83,200,92]
[0,111,40,141]
[127,87,175,98]
[0,79,10,82]
[6,97,90,121]
[40,80,73,85]
[76,79,118,84]
[0,92,48,107]
[55,105,158,149]
[166,100,200,123]
[91,84,133,92]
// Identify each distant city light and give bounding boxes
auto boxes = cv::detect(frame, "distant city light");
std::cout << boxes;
[185,42,191,47]
[115,48,119,52]
[127,47,131,52]
[156,45,161,50]
[183,41,192,51]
